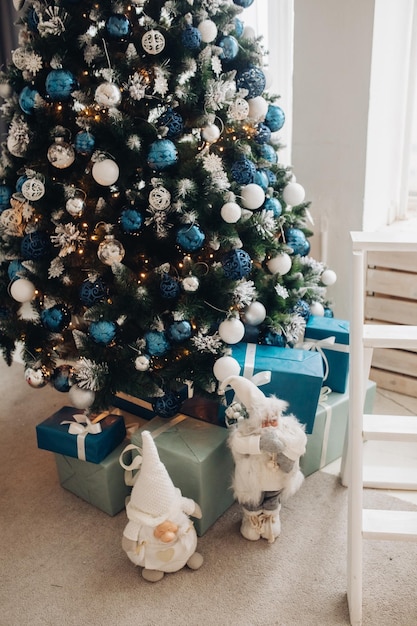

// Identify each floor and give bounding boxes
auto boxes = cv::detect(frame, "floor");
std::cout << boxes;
[323,385,417,505]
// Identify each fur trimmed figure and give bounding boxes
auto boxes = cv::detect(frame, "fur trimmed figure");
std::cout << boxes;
[121,430,203,582]
[221,376,307,544]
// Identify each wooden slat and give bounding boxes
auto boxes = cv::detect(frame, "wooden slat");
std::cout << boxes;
[362,509,417,540]
[372,348,417,376]
[363,466,417,490]
[367,267,417,300]
[363,413,417,440]
[365,296,417,325]
[370,367,417,397]
[368,250,417,272]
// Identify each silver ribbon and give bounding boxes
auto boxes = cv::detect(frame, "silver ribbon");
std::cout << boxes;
[61,413,102,461]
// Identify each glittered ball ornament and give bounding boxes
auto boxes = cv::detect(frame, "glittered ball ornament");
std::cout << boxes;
[21,231,51,260]
[229,98,250,121]
[240,183,265,210]
[182,26,201,50]
[21,178,45,201]
[167,320,192,343]
[9,277,36,302]
[152,391,182,419]
[218,35,239,60]
[47,137,75,169]
[105,14,132,40]
[51,364,73,392]
[310,302,325,316]
[267,252,292,275]
[255,123,272,144]
[245,301,266,326]
[45,69,77,100]
[292,299,311,321]
[24,366,50,388]
[198,19,218,43]
[19,86,39,114]
[97,235,125,265]
[157,108,184,139]
[264,197,282,217]
[92,158,119,186]
[262,330,286,347]
[74,131,95,155]
[94,82,122,108]
[201,123,220,143]
[41,304,71,332]
[324,307,334,318]
[231,157,256,185]
[282,182,305,206]
[321,269,337,286]
[160,273,180,299]
[221,201,241,224]
[258,143,278,163]
[265,104,285,132]
[142,29,166,55]
[147,139,178,171]
[213,355,241,382]
[135,354,150,371]
[176,224,205,252]
[236,67,266,99]
[145,330,170,357]
[89,320,117,345]
[149,187,171,210]
[248,96,268,122]
[0,185,12,212]
[79,277,108,306]
[285,227,310,256]
[120,207,143,234]
[218,318,245,344]
[222,249,252,279]
[68,385,95,409]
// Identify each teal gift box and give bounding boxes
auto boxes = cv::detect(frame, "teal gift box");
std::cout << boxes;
[230,343,324,434]
[303,316,350,393]
[130,415,235,536]
[300,380,376,477]
[36,406,126,463]
[54,441,131,516]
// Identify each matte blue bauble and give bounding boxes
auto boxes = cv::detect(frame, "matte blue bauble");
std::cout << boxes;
[74,131,95,155]
[265,104,285,132]
[19,86,38,114]
[233,0,255,6]
[182,26,201,50]
[152,391,182,419]
[285,227,310,256]
[45,69,77,101]
[219,35,239,60]
[176,224,205,252]
[324,307,334,318]
[41,304,71,332]
[262,330,286,347]
[157,108,184,139]
[145,330,170,357]
[222,249,252,280]
[255,123,272,144]
[21,231,51,260]
[264,197,282,217]
[89,320,117,345]
[254,169,269,191]
[258,143,278,163]
[160,273,180,299]
[79,278,108,306]
[167,320,192,343]
[0,185,12,212]
[106,14,132,40]
[236,67,266,99]
[120,207,143,234]
[8,260,26,281]
[292,299,311,321]
[147,139,178,170]
[234,18,244,37]
[16,176,28,193]
[51,364,73,392]
[243,324,260,344]
[231,157,256,184]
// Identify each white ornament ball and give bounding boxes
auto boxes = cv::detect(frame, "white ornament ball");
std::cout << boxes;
[94,82,122,108]
[12,48,27,70]
[201,123,220,143]
[263,68,273,90]
[321,269,337,286]
[66,196,85,217]
[182,275,199,292]
[240,183,265,210]
[248,96,268,121]
[21,178,45,201]
[221,201,241,224]
[13,0,26,9]
[68,385,95,410]
[310,301,325,316]
[149,187,171,210]
[10,278,36,302]
[243,26,256,40]
[267,252,292,276]
[7,133,27,157]
[213,355,241,382]
[0,82,12,99]
[283,182,306,206]
[92,159,119,186]
[135,355,150,371]
[142,29,166,55]
[229,98,250,121]
[245,301,266,326]
[218,318,245,344]
[198,19,218,43]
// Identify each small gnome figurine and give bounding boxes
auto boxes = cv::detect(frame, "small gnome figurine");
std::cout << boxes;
[221,375,307,544]
[121,430,204,582]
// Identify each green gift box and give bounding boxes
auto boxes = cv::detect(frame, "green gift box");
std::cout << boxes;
[300,380,376,477]
[54,441,131,516]
[130,414,235,536]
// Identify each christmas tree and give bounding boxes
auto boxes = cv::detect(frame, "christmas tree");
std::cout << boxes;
[0,0,337,415]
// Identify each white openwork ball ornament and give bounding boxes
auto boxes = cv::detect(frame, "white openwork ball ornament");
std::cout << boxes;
[267,252,292,276]
[218,317,245,344]
[0,208,22,235]
[221,201,241,223]
[10,277,36,302]
[282,182,306,206]
[213,355,241,382]
[245,301,266,326]
[229,97,250,121]
[198,19,218,43]
[68,385,95,410]
[142,29,166,55]
[21,178,45,201]
[149,187,171,210]
[310,301,325,316]
[92,158,119,186]
[321,268,337,286]
[94,82,122,108]
[240,183,265,210]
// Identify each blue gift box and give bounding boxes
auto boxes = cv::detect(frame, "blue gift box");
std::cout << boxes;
[230,343,324,434]
[303,316,350,393]
[36,406,126,464]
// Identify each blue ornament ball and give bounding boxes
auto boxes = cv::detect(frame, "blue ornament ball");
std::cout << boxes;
[147,139,178,171]
[51,364,73,392]
[222,249,252,280]
[79,278,108,306]
[0,184,12,212]
[264,169,277,186]
[8,259,26,281]
[258,143,278,163]
[292,299,311,322]
[324,307,334,318]
[254,169,269,191]
[265,104,285,132]
[182,26,201,50]
[16,176,28,193]
[219,35,239,60]
[120,207,143,234]
[255,123,272,144]
[89,320,117,345]
[45,69,77,101]
[145,330,170,357]
[74,131,95,155]
[264,197,282,217]
[233,18,244,37]
[19,86,39,114]
[243,324,260,344]
[41,304,71,332]
[157,108,184,139]
[160,273,180,299]
[233,0,255,6]
[231,157,256,184]
[21,231,51,260]
[285,227,310,256]
[262,330,286,347]
[27,8,39,32]
[152,391,182,419]
[167,320,192,343]
[236,67,266,99]
[176,224,205,252]
[105,14,132,40]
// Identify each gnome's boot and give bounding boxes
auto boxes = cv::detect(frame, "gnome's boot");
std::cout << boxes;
[260,505,281,544]
[187,551,204,570]
[240,508,265,541]
[142,568,165,582]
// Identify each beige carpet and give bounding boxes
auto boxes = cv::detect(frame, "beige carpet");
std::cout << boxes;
[1,358,417,626]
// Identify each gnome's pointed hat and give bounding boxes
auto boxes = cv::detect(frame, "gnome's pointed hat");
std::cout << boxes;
[126,430,182,527]
[220,375,266,414]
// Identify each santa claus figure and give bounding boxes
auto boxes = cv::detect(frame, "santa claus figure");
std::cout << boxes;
[121,430,203,581]
[221,375,307,544]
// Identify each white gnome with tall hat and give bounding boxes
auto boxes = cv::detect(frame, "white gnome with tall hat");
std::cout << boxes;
[121,430,203,582]
[221,375,307,544]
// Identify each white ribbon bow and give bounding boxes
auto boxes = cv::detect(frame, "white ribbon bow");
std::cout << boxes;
[317,385,332,468]
[298,336,337,381]
[61,413,103,461]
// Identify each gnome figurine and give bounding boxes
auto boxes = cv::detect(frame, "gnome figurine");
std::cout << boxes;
[221,375,307,544]
[121,430,204,582]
